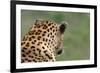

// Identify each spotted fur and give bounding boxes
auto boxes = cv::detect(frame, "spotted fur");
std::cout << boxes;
[21,19,67,63]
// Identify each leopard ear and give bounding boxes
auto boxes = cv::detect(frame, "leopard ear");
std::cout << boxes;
[34,19,43,25]
[59,21,68,34]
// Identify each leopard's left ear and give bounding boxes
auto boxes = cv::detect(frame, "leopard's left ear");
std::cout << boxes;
[59,21,68,34]
[34,19,43,25]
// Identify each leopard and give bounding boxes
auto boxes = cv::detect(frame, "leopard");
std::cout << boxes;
[21,19,67,63]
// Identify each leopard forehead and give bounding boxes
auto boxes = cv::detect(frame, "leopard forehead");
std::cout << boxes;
[22,20,59,42]
[31,20,58,31]
[28,20,59,39]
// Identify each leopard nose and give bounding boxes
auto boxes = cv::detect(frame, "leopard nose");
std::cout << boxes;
[57,49,62,55]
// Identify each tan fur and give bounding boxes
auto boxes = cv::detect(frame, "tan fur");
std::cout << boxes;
[21,19,66,63]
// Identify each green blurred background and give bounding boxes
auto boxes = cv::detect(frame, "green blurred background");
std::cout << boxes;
[21,10,90,61]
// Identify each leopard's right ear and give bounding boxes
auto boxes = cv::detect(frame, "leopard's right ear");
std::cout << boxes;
[34,19,43,25]
[59,21,68,34]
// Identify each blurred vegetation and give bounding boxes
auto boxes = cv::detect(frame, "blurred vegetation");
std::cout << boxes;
[21,10,90,61]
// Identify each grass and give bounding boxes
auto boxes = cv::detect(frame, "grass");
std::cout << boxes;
[21,10,90,61]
